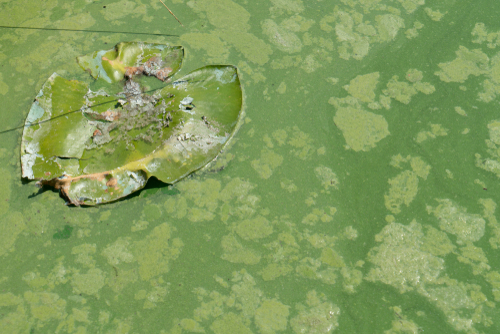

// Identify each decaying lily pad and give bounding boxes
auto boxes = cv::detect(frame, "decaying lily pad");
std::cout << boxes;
[21,42,243,205]
[76,41,183,83]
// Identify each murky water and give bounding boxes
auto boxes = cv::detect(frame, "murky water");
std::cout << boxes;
[1,0,500,333]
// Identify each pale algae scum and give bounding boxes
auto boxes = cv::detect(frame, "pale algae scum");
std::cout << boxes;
[1,0,500,333]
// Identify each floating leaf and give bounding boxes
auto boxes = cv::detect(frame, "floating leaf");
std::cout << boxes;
[21,42,243,205]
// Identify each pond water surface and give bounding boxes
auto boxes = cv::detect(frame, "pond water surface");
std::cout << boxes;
[1,0,500,333]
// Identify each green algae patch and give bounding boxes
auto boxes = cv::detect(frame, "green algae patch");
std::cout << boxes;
[485,271,500,302]
[366,221,445,292]
[383,72,435,105]
[424,7,445,21]
[0,304,30,333]
[72,243,97,268]
[406,68,424,83]
[398,155,431,174]
[0,293,23,307]
[472,22,500,49]
[435,36,500,102]
[321,9,404,61]
[21,42,243,205]
[288,126,315,159]
[385,306,420,333]
[457,242,490,275]
[375,15,405,42]
[180,32,229,62]
[0,212,25,257]
[280,178,298,192]
[398,0,426,13]
[71,268,105,296]
[333,106,390,152]
[479,198,500,249]
[187,0,272,65]
[415,123,448,143]
[301,207,336,225]
[137,284,169,309]
[295,257,338,285]
[421,226,456,257]
[221,234,261,265]
[163,177,257,225]
[251,148,283,179]
[93,227,180,297]
[270,0,304,13]
[24,291,66,322]
[262,19,303,54]
[344,72,380,103]
[0,168,11,216]
[254,299,290,334]
[179,318,205,332]
[133,223,183,281]
[54,12,95,30]
[0,73,8,95]
[109,268,138,294]
[188,270,294,333]
[343,226,358,240]
[235,215,273,240]
[385,155,431,214]
[100,0,147,22]
[314,166,339,190]
[435,46,489,83]
[320,247,346,268]
[189,0,251,31]
[427,199,485,244]
[341,266,363,293]
[9,40,65,75]
[487,119,500,145]
[384,170,419,214]
[290,290,340,334]
[276,82,287,94]
[476,119,500,178]
[259,263,294,281]
[212,313,249,333]
[409,156,431,179]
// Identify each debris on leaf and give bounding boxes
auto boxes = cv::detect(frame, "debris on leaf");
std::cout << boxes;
[76,41,183,83]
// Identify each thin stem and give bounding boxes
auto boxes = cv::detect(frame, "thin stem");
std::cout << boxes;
[158,0,184,27]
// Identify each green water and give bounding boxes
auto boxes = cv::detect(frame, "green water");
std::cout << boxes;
[1,0,500,333]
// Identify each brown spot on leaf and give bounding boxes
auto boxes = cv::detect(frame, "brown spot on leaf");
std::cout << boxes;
[106,177,118,187]
[144,56,161,67]
[125,65,144,78]
[156,67,173,81]
[101,110,121,121]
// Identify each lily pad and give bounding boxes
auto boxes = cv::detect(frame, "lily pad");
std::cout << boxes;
[21,42,243,206]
